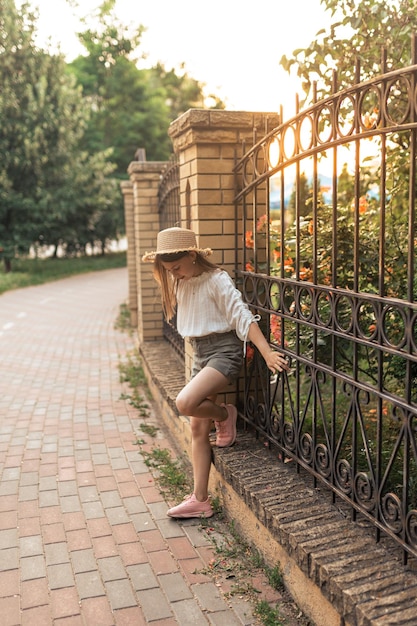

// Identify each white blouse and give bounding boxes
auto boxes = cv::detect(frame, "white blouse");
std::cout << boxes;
[176,269,256,341]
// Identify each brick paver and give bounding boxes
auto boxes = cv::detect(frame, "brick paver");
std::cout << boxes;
[0,268,261,625]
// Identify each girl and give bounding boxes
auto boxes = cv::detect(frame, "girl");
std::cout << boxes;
[142,227,288,518]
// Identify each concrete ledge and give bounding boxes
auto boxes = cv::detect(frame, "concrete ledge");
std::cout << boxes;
[139,340,417,626]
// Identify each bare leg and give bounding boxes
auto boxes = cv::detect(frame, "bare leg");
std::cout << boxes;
[176,366,229,421]
[191,415,213,502]
[176,367,230,502]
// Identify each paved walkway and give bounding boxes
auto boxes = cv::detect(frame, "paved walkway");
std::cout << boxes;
[0,268,273,626]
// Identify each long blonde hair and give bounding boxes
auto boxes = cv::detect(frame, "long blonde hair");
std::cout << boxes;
[153,251,218,320]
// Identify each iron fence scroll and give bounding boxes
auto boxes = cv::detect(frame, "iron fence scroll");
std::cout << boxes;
[235,51,417,562]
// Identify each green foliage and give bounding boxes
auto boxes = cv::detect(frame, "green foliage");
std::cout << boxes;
[280,0,417,105]
[253,600,285,626]
[276,0,417,401]
[114,302,132,334]
[140,446,190,499]
[68,2,225,176]
[118,350,151,414]
[265,564,284,591]
[0,0,122,270]
[0,251,126,294]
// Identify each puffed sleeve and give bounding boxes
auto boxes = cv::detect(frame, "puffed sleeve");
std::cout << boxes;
[209,271,258,342]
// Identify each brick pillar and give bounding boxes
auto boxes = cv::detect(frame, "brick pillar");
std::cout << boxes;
[169,109,280,381]
[120,180,137,327]
[126,161,168,344]
[169,110,280,276]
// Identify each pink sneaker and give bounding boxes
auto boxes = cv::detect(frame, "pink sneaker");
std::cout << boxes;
[167,494,213,518]
[215,404,237,447]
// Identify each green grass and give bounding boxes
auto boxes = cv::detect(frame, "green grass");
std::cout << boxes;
[118,350,152,415]
[0,252,127,295]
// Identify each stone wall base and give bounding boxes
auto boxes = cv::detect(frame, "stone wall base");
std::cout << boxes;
[139,340,417,626]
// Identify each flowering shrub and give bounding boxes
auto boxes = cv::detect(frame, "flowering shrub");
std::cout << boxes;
[243,157,417,400]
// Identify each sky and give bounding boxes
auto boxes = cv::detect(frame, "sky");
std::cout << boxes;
[25,0,330,117]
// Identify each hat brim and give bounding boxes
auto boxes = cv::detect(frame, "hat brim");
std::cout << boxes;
[142,246,212,263]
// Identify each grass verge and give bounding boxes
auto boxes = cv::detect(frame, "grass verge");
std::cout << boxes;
[0,251,126,295]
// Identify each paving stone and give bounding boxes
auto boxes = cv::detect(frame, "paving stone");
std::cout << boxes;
[21,578,50,609]
[78,486,100,503]
[182,525,213,548]
[23,473,42,487]
[82,501,106,520]
[127,563,158,591]
[104,579,137,610]
[191,582,229,612]
[0,529,19,550]
[75,571,106,600]
[70,549,97,574]
[20,555,46,581]
[44,542,70,566]
[50,587,81,620]
[170,598,209,625]
[58,480,78,496]
[136,588,173,622]
[47,563,75,590]
[159,572,193,602]
[208,610,248,626]
[131,511,157,533]
[60,496,82,513]
[100,491,123,508]
[105,506,130,526]
[97,556,126,582]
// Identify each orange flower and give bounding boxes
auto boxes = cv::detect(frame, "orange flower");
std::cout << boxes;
[299,266,313,281]
[308,220,314,235]
[245,231,254,249]
[272,248,280,263]
[350,195,369,214]
[284,257,294,274]
[359,195,368,214]
[363,108,378,129]
[256,214,269,232]
[246,345,255,362]
[246,261,254,272]
[270,316,281,342]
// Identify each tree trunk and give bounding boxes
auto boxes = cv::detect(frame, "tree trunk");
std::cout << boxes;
[4,257,12,273]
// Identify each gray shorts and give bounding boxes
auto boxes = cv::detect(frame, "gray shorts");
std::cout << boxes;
[189,331,243,383]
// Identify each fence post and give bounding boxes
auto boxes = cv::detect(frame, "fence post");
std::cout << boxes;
[120,180,137,327]
[168,109,280,380]
[124,160,168,344]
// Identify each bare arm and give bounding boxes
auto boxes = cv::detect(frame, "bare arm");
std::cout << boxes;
[247,322,289,374]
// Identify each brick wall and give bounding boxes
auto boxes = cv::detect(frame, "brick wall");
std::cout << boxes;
[126,161,167,344]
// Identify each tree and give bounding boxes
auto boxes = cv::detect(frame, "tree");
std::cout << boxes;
[0,1,80,269]
[288,172,313,218]
[280,0,417,106]
[148,62,225,120]
[0,0,121,270]
[36,149,121,256]
[67,1,225,177]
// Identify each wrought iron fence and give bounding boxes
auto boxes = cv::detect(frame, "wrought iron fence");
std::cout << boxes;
[158,154,180,230]
[158,155,184,358]
[234,39,417,562]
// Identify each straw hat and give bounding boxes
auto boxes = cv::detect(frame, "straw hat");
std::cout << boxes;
[142,227,212,262]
